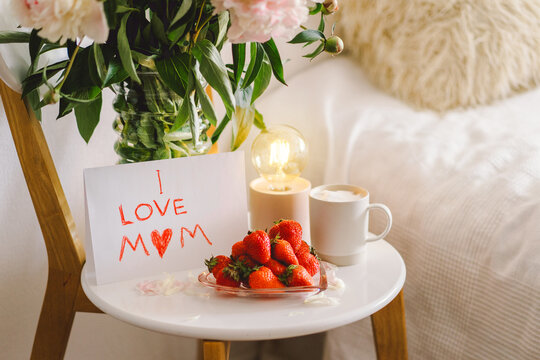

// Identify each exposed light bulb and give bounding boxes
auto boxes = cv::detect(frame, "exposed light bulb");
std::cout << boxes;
[269,139,290,166]
[251,125,308,191]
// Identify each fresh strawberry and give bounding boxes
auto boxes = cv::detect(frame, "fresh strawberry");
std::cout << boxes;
[296,240,310,255]
[235,254,258,268]
[271,238,299,265]
[204,255,232,277]
[215,265,241,287]
[268,219,302,253]
[233,255,259,280]
[243,230,271,264]
[231,241,247,259]
[248,266,285,289]
[297,251,319,276]
[264,258,287,277]
[280,264,313,287]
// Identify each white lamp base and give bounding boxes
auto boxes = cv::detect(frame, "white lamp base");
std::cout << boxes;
[249,177,311,241]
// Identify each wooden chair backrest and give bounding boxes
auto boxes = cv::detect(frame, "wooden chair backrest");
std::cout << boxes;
[0,79,85,275]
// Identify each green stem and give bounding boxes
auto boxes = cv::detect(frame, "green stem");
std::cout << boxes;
[192,0,207,44]
[193,16,212,43]
[195,0,206,31]
[56,44,80,92]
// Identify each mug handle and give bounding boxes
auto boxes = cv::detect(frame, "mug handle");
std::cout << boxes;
[365,203,392,242]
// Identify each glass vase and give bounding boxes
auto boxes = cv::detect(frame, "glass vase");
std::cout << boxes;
[112,71,211,163]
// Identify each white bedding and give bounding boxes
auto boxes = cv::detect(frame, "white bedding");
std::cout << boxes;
[252,57,540,359]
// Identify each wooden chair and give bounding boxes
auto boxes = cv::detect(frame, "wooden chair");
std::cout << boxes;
[1,77,407,360]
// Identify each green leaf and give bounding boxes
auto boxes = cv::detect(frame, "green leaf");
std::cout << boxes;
[103,0,118,28]
[171,0,192,26]
[235,85,253,108]
[21,61,69,98]
[309,3,323,15]
[137,114,157,149]
[60,86,101,103]
[232,43,245,87]
[40,43,63,54]
[155,53,189,97]
[242,43,264,89]
[25,89,42,122]
[253,108,266,130]
[318,13,325,32]
[151,14,168,45]
[57,98,74,119]
[132,50,156,70]
[118,13,140,83]
[303,42,325,59]
[29,30,43,72]
[251,55,272,104]
[74,95,102,143]
[231,105,255,151]
[167,23,187,46]
[212,114,231,144]
[153,146,171,160]
[0,31,30,43]
[192,39,235,117]
[193,68,218,126]
[92,43,106,85]
[171,71,195,132]
[114,140,153,162]
[288,30,325,44]
[216,11,229,46]
[103,58,129,88]
[116,5,138,13]
[62,47,98,93]
[262,39,286,85]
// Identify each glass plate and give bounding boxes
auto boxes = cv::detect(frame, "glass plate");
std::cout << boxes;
[198,261,328,298]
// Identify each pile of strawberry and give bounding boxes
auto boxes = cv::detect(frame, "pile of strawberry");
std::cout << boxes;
[204,220,320,289]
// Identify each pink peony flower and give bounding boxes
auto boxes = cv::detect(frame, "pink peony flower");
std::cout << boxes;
[11,0,109,44]
[211,0,311,43]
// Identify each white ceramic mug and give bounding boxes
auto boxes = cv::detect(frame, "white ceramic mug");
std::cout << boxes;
[309,184,392,266]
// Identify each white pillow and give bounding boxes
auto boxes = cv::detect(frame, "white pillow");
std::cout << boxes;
[336,0,540,111]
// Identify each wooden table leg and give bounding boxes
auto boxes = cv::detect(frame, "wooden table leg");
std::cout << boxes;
[371,289,408,360]
[202,340,230,360]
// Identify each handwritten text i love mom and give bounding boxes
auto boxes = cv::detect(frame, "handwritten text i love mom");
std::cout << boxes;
[117,170,212,262]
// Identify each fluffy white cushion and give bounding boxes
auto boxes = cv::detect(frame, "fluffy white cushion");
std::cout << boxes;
[336,0,540,111]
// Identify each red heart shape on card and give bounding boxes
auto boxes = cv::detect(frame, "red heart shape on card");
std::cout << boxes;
[151,228,173,258]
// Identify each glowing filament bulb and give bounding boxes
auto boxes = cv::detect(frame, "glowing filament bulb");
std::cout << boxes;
[251,125,308,192]
[269,140,290,167]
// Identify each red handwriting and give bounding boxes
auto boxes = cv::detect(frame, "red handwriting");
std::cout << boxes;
[154,199,170,216]
[118,225,212,261]
[180,224,212,248]
[119,198,186,225]
[135,203,153,221]
[119,234,150,261]
[156,170,163,194]
[151,228,172,258]
[173,198,186,215]
[118,205,133,225]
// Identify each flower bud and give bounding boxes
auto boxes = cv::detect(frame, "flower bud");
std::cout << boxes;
[43,89,60,104]
[322,0,339,15]
[324,36,344,55]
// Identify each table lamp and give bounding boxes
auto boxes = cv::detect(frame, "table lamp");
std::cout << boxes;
[249,125,311,239]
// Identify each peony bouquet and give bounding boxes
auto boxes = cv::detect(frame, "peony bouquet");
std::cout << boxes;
[0,0,342,161]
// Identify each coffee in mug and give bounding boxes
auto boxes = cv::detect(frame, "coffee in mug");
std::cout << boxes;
[309,184,392,266]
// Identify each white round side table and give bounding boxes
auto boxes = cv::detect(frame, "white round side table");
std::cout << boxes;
[82,240,407,360]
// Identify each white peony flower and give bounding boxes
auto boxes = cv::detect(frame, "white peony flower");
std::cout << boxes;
[11,0,109,44]
[211,0,310,43]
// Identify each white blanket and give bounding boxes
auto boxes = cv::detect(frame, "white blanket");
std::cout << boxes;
[252,57,540,359]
